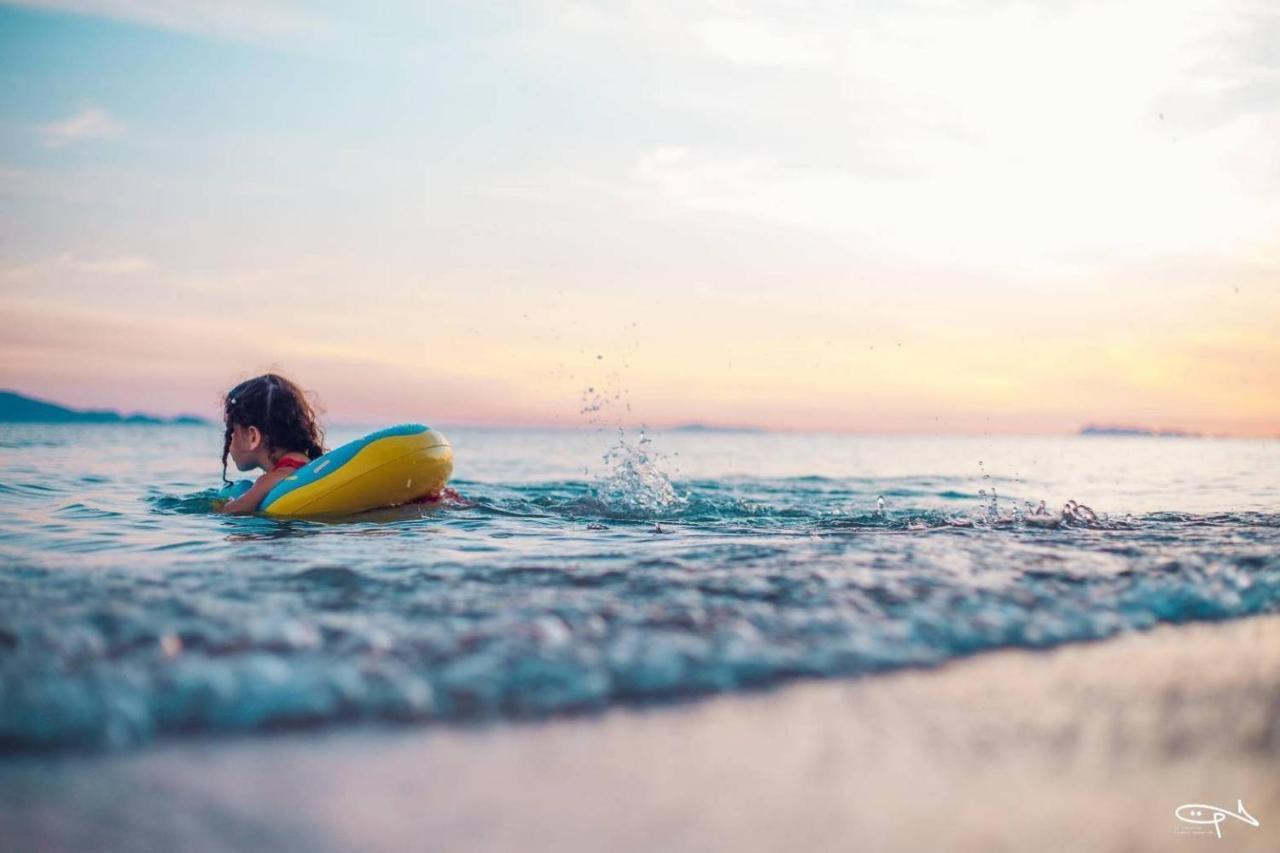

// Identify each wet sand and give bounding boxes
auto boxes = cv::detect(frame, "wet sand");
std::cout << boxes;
[4,615,1278,852]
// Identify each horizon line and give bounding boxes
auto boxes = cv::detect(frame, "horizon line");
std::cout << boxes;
[2,387,1277,441]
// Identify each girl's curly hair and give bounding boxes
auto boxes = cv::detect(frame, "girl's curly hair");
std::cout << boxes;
[221,374,325,484]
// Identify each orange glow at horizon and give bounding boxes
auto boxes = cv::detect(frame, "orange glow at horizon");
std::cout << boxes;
[3,259,1277,438]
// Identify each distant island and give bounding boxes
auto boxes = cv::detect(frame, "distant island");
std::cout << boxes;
[1079,424,1200,438]
[0,390,209,425]
[668,423,767,434]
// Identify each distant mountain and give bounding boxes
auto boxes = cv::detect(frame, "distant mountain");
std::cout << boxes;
[0,390,210,425]
[1080,424,1199,438]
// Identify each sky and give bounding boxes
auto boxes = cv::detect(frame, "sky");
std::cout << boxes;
[0,0,1277,434]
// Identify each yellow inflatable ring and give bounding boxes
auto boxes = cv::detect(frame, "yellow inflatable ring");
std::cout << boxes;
[256,424,452,517]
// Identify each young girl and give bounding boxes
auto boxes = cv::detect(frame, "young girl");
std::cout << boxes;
[218,374,326,514]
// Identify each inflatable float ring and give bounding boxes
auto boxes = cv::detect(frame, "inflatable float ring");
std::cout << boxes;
[218,423,453,517]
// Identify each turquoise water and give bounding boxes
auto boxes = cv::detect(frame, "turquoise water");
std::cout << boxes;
[1,423,1277,751]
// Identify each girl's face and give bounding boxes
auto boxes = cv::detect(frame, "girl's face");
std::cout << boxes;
[228,424,265,471]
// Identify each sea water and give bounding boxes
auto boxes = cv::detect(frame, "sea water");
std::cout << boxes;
[0,423,1276,750]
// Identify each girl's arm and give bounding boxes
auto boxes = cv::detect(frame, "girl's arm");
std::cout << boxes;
[218,469,291,515]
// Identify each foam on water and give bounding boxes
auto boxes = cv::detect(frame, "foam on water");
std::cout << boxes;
[0,423,1277,751]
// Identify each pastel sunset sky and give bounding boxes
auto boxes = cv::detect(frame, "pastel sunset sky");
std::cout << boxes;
[1,1,1277,434]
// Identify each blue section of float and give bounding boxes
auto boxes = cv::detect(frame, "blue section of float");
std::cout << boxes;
[218,479,253,501]
[258,423,429,511]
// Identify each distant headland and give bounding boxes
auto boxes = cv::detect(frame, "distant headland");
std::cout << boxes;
[0,390,209,425]
[1079,424,1200,438]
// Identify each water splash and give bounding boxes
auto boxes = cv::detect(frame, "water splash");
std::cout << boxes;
[590,430,686,518]
[975,459,1008,524]
[572,350,682,519]
[578,386,625,421]
[1062,499,1101,526]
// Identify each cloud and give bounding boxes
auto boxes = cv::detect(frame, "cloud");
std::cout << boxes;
[0,252,154,283]
[66,253,153,273]
[0,167,42,195]
[693,17,829,67]
[510,0,1279,268]
[626,127,1279,267]
[9,0,328,42]
[39,106,124,147]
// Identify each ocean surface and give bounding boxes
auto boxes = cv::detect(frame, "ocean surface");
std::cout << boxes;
[0,423,1276,751]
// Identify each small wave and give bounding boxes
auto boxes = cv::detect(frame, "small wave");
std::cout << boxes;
[54,503,125,521]
[288,566,375,589]
[1,508,1276,751]
[148,488,225,515]
[466,479,1142,533]
[0,481,68,500]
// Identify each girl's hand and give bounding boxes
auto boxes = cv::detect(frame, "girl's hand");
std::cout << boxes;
[217,469,292,514]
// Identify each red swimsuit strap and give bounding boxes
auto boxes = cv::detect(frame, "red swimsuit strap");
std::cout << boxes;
[272,456,308,472]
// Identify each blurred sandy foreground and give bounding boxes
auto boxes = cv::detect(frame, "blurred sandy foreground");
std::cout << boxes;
[4,615,1278,853]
